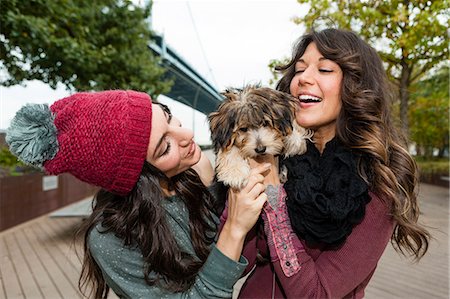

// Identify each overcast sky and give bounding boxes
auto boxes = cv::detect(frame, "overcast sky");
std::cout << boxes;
[0,0,308,144]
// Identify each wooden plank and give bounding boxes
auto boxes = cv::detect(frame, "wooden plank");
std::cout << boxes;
[0,234,24,298]
[375,258,448,285]
[3,232,43,298]
[21,223,66,299]
[46,217,84,269]
[367,273,447,298]
[27,221,82,298]
[365,183,449,299]
[37,217,77,263]
[39,217,120,299]
[36,219,83,293]
[0,266,5,299]
[15,227,61,298]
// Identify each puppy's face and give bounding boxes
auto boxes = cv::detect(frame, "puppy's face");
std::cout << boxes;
[235,126,284,158]
[209,86,297,158]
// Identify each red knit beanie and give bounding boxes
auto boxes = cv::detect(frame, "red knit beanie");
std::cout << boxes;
[6,90,152,196]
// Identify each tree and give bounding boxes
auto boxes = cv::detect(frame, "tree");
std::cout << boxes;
[290,0,448,139]
[0,0,172,95]
[409,65,449,158]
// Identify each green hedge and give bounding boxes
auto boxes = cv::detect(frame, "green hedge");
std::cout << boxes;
[0,147,38,176]
[415,157,449,185]
[416,157,449,174]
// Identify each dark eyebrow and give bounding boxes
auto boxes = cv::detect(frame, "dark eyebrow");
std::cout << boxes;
[153,109,171,158]
[297,57,329,63]
[166,111,172,123]
[159,103,172,122]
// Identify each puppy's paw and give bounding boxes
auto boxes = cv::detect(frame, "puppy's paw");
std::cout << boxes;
[227,177,249,190]
[217,166,250,189]
[216,147,251,189]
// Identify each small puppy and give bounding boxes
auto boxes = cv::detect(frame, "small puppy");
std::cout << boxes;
[208,85,312,189]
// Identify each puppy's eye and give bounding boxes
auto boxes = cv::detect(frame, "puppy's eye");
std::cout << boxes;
[239,127,248,132]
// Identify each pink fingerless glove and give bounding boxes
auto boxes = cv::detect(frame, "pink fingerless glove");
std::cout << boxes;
[262,184,303,277]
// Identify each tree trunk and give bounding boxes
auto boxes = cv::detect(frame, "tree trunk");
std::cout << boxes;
[399,61,411,142]
[438,133,449,157]
[415,143,422,157]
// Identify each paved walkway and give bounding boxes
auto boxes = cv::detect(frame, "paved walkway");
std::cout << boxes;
[365,183,449,299]
[0,183,448,298]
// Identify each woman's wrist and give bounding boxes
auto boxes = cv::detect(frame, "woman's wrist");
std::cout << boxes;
[216,221,245,261]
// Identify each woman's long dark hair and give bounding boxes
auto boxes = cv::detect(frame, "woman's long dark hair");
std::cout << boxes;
[276,28,430,260]
[76,160,217,298]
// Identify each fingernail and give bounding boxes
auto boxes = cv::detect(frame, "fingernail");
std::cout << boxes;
[264,163,271,168]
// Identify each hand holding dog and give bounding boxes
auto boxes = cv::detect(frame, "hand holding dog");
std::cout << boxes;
[216,163,270,261]
[248,155,281,186]
[249,156,303,277]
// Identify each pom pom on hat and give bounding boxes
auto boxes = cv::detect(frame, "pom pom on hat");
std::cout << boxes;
[6,90,153,196]
[6,104,58,168]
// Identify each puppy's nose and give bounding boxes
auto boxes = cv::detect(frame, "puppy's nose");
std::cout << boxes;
[255,146,266,154]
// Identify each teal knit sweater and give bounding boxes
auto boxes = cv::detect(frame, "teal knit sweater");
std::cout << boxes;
[88,195,247,298]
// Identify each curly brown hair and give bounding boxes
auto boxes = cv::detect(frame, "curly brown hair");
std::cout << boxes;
[276,28,430,260]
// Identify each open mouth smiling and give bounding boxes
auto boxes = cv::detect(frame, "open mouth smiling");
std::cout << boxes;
[299,94,322,103]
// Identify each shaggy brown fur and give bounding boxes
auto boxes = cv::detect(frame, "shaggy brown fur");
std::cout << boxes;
[208,85,312,189]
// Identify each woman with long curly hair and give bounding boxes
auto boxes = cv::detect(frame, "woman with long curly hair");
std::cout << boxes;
[6,90,269,298]
[228,28,430,298]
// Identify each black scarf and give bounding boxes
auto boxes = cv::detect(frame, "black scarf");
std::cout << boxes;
[282,138,371,249]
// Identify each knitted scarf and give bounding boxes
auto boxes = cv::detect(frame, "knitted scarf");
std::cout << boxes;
[282,138,371,249]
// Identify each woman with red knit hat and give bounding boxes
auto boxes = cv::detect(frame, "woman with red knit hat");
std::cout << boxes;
[6,90,269,298]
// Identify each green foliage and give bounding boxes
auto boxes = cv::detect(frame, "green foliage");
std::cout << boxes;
[294,0,448,82]
[415,157,449,183]
[0,147,20,167]
[289,0,449,138]
[409,66,449,157]
[416,156,449,169]
[0,0,173,94]
[268,58,288,86]
[0,146,37,176]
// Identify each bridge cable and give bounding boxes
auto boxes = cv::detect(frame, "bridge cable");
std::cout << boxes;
[186,2,219,88]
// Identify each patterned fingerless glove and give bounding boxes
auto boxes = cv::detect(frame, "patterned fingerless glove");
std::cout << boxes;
[262,184,303,277]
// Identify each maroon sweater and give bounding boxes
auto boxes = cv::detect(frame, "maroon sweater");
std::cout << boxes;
[221,192,394,299]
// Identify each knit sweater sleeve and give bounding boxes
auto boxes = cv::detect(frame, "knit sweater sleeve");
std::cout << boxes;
[88,228,247,299]
[272,192,394,298]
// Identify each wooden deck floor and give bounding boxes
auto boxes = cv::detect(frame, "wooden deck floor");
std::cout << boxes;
[364,183,449,299]
[0,183,448,299]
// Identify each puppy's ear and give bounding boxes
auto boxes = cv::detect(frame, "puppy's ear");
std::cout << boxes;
[265,89,297,136]
[209,90,241,152]
[208,109,236,153]
[281,91,299,113]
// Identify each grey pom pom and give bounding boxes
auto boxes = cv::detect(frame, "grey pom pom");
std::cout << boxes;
[6,104,59,168]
